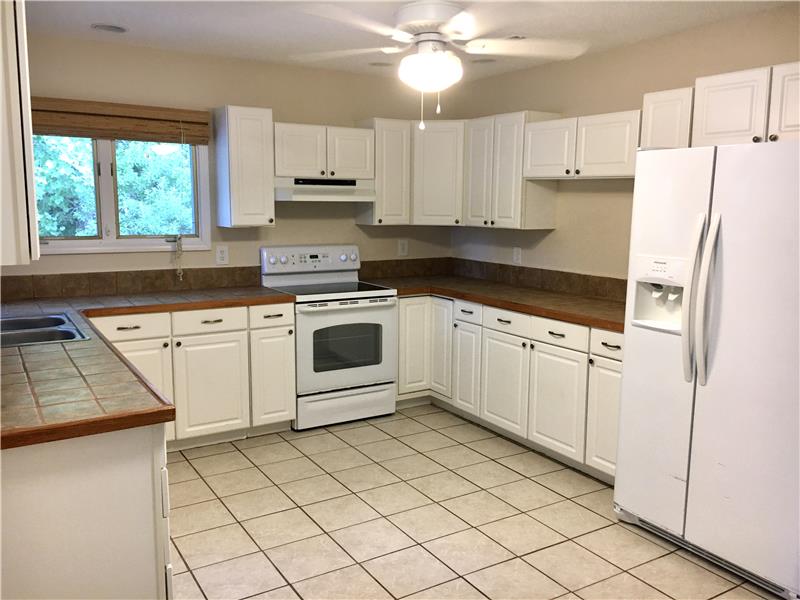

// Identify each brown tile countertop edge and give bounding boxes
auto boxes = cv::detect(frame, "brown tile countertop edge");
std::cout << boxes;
[81,292,296,318]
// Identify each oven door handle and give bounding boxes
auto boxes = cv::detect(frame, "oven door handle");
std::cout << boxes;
[295,298,397,313]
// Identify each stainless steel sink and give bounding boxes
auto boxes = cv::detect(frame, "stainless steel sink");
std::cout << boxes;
[0,313,88,348]
[0,315,68,331]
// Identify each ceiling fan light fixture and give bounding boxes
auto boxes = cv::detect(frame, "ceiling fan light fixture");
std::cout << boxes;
[398,42,463,93]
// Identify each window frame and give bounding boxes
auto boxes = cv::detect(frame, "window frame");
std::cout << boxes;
[37,137,211,255]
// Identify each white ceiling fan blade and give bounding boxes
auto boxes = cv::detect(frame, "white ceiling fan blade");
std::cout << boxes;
[301,4,414,43]
[443,4,510,40]
[290,47,403,63]
[440,10,478,41]
[463,38,589,59]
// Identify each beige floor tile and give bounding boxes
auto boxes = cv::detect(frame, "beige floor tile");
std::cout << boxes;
[167,451,185,464]
[455,461,524,488]
[189,452,252,477]
[529,500,612,537]
[170,499,235,537]
[242,507,323,550]
[169,479,216,508]
[303,494,380,531]
[715,587,772,599]
[258,457,324,484]
[310,447,372,472]
[466,437,528,459]
[400,403,442,417]
[331,425,390,446]
[193,552,286,600]
[233,433,283,450]
[205,467,272,497]
[242,442,303,466]
[465,558,567,600]
[414,411,469,429]
[497,451,564,477]
[425,445,490,469]
[408,471,481,501]
[576,572,669,599]
[424,528,513,575]
[674,549,744,584]
[279,427,328,440]
[478,513,566,555]
[441,490,519,526]
[388,503,469,542]
[488,478,565,511]
[170,540,188,574]
[182,442,237,459]
[630,554,737,600]
[174,523,259,569]
[374,417,432,437]
[249,585,300,599]
[740,582,785,599]
[266,534,354,583]
[294,564,391,600]
[330,517,416,562]
[380,453,446,479]
[357,438,418,461]
[574,524,670,570]
[358,481,433,515]
[363,546,456,597]
[406,578,486,599]
[168,461,200,484]
[280,474,350,506]
[367,412,407,424]
[572,488,618,522]
[172,572,204,600]
[523,541,620,591]
[618,522,679,550]
[399,430,459,452]
[533,469,607,498]
[222,486,295,520]
[289,432,349,455]
[327,420,371,431]
[439,423,496,443]
[332,463,400,492]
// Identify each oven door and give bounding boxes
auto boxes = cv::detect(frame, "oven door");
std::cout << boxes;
[295,298,398,395]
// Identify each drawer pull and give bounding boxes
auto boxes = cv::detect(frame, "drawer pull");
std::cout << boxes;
[201,319,223,324]
[116,325,141,331]
[601,342,622,350]
[497,318,511,325]
[548,330,566,338]
[460,309,474,315]
[263,313,284,319]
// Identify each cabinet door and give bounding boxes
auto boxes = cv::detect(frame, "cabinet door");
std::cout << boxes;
[373,119,410,224]
[398,297,431,394]
[641,87,693,149]
[492,112,527,229]
[463,116,494,227]
[528,342,588,462]
[116,337,176,441]
[585,355,621,476]
[216,106,275,227]
[480,328,530,437]
[768,62,800,142]
[430,297,453,398]
[523,118,577,178]
[274,123,327,177]
[173,330,250,438]
[412,121,464,225]
[452,320,481,416]
[326,127,374,179]
[575,110,640,178]
[250,326,296,426]
[692,67,770,146]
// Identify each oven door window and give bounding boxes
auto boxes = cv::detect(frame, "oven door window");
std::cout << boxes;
[313,323,382,373]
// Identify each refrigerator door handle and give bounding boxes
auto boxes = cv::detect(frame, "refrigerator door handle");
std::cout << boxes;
[682,213,707,382]
[695,212,722,386]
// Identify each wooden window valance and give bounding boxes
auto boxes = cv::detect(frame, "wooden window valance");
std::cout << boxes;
[31,97,210,145]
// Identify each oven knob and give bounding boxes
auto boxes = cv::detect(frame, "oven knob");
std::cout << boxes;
[268,256,277,265]
[280,255,288,264]
[350,253,358,261]
[339,253,348,262]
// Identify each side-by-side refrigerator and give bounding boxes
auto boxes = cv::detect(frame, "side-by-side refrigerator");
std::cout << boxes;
[614,141,799,599]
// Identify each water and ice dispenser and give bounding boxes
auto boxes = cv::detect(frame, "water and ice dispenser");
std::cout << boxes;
[630,256,689,334]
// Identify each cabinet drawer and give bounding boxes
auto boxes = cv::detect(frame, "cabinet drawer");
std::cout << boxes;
[91,312,171,342]
[531,317,589,352]
[482,306,533,338]
[249,303,295,329]
[453,300,482,325]
[172,307,247,336]
[590,329,624,361]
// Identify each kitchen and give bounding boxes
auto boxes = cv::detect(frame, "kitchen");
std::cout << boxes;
[1,1,798,599]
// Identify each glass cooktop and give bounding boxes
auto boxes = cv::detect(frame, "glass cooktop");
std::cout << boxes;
[270,281,392,297]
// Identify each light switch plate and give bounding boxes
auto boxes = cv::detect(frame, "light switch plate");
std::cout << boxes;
[398,239,409,257]
[215,245,229,265]
[512,247,522,265]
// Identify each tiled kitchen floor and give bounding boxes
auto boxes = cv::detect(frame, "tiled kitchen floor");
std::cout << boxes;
[167,403,780,600]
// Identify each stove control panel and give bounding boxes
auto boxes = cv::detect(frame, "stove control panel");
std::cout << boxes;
[261,245,360,274]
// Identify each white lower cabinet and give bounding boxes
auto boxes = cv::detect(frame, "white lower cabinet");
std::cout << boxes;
[452,320,481,416]
[173,330,250,438]
[585,355,622,477]
[430,297,453,398]
[398,297,432,394]
[527,342,588,462]
[480,328,530,437]
[250,325,296,426]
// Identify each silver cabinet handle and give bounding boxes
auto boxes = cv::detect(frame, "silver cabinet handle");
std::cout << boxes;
[263,313,284,319]
[497,318,511,324]
[116,325,141,331]
[460,309,474,315]
[601,342,621,350]
[201,319,223,324]
[548,330,566,338]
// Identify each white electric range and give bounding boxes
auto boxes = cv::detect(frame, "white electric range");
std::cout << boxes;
[261,245,398,429]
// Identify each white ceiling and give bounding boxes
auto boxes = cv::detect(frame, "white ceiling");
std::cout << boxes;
[26,1,783,80]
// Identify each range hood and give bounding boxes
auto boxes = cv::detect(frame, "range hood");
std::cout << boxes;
[275,177,376,203]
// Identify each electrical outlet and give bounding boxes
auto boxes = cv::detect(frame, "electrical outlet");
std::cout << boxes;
[512,247,522,265]
[398,239,409,257]
[215,245,229,265]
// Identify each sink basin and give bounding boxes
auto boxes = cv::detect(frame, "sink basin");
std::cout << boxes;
[0,315,68,331]
[0,313,88,348]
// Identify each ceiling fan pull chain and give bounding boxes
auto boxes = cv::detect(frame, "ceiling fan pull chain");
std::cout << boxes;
[419,92,426,130]
[436,91,442,115]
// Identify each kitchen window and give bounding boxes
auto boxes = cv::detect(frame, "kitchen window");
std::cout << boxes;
[33,134,210,254]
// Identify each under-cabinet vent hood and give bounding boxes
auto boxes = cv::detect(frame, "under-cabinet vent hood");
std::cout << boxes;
[275,177,376,203]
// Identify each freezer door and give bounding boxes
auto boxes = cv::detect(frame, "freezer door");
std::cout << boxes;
[614,146,715,536]
[685,141,799,594]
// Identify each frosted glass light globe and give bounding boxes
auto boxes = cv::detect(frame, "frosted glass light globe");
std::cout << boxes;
[399,49,463,93]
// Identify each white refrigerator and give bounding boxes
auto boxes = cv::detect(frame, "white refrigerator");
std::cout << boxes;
[614,141,799,599]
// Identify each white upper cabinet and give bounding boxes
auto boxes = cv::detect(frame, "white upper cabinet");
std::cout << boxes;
[430,297,453,399]
[480,328,530,437]
[215,105,275,227]
[641,87,694,149]
[326,126,375,179]
[523,117,577,178]
[768,62,800,142]
[692,67,771,146]
[357,118,410,225]
[585,354,622,477]
[464,116,494,227]
[274,123,327,177]
[491,112,527,229]
[412,120,464,226]
[575,110,641,177]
